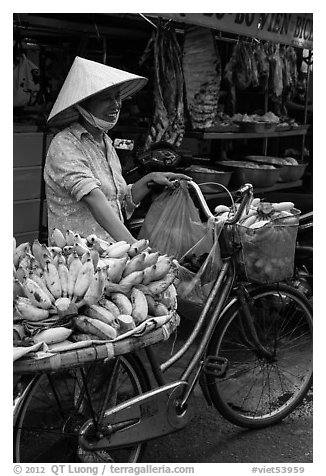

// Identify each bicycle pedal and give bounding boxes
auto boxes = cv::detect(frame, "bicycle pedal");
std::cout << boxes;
[203,356,228,378]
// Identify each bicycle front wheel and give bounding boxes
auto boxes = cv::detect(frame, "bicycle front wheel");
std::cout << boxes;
[14,354,150,463]
[206,283,313,428]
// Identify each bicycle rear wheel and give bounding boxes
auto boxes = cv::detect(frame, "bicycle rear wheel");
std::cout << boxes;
[14,354,150,463]
[206,283,313,428]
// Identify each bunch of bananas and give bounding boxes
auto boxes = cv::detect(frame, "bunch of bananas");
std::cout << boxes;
[13,229,178,346]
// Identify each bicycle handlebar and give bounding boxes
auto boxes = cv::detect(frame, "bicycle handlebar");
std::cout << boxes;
[187,180,253,225]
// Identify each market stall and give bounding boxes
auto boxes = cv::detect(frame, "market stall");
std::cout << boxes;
[13,13,313,245]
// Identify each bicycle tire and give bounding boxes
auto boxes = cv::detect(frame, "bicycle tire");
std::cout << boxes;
[14,353,150,463]
[206,283,313,429]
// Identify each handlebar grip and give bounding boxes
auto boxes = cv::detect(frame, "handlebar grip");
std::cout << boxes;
[235,183,253,198]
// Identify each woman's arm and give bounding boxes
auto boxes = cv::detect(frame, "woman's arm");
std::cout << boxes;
[131,171,191,205]
[82,188,137,243]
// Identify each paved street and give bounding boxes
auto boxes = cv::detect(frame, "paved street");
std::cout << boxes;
[141,317,313,464]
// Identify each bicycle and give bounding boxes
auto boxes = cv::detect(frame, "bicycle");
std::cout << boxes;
[13,182,313,463]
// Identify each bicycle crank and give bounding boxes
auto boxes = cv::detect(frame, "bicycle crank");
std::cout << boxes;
[78,381,192,450]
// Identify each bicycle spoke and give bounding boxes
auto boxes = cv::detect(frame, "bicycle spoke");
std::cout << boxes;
[207,285,313,428]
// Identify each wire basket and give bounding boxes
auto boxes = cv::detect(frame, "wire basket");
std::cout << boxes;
[224,209,301,284]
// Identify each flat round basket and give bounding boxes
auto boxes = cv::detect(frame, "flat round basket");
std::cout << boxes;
[13,312,180,375]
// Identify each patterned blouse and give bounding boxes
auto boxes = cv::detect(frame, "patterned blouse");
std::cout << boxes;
[44,122,138,243]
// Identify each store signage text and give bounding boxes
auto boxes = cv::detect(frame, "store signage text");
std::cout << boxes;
[148,13,313,49]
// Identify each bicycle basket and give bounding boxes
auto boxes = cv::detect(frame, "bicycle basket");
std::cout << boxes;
[225,209,301,284]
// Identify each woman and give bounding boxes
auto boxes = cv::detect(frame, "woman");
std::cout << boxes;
[44,56,190,244]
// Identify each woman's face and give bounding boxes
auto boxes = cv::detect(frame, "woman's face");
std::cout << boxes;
[82,86,122,122]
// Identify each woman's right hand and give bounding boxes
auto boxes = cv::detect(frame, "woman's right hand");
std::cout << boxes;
[145,171,191,189]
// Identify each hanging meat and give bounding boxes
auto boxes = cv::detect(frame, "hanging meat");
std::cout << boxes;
[143,22,185,150]
[182,26,221,130]
[254,43,270,91]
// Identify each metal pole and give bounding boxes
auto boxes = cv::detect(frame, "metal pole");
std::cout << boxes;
[301,50,312,163]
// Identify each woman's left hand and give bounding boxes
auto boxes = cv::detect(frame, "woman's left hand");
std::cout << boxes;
[146,171,191,189]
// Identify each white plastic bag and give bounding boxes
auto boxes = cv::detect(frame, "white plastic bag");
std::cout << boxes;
[138,181,206,259]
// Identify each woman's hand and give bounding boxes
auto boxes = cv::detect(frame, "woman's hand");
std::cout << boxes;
[146,171,192,189]
[131,171,191,205]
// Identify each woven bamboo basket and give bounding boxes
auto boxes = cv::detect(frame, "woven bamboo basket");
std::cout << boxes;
[13,311,180,375]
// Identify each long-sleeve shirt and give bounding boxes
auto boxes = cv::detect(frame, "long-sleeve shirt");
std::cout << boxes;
[44,122,138,242]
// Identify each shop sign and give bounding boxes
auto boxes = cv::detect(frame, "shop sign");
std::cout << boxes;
[147,13,313,49]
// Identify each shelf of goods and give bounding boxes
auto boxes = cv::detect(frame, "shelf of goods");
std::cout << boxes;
[186,127,309,141]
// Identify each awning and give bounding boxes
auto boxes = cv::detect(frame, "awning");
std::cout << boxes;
[146,13,313,50]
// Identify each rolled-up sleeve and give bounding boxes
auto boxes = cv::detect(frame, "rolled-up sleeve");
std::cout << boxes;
[46,134,101,201]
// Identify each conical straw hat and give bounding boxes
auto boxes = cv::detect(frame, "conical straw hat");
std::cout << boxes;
[47,56,148,127]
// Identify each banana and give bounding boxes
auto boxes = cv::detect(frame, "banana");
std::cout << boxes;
[160,284,178,310]
[52,250,63,268]
[98,298,120,318]
[90,249,100,270]
[22,277,53,309]
[82,304,119,328]
[146,272,176,296]
[81,251,91,264]
[67,250,78,268]
[102,240,127,252]
[153,303,169,317]
[15,297,50,321]
[145,294,159,315]
[73,232,87,246]
[54,297,72,313]
[28,271,55,303]
[119,270,144,287]
[143,251,160,268]
[110,292,133,315]
[103,256,128,283]
[18,254,33,272]
[43,261,62,299]
[41,243,54,262]
[105,243,131,259]
[117,315,136,333]
[48,246,63,258]
[151,256,172,281]
[86,233,98,245]
[33,327,72,345]
[128,239,150,257]
[74,315,117,340]
[16,265,27,284]
[65,230,76,246]
[78,268,106,307]
[74,242,90,256]
[130,287,148,325]
[86,234,112,253]
[104,281,132,296]
[67,252,83,297]
[57,255,69,297]
[97,259,107,270]
[63,245,74,256]
[13,242,31,268]
[72,257,94,301]
[71,333,101,342]
[142,264,158,285]
[122,252,146,277]
[13,278,25,300]
[50,228,66,248]
[31,240,43,266]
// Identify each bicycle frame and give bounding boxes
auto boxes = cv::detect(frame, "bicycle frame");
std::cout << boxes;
[78,183,255,450]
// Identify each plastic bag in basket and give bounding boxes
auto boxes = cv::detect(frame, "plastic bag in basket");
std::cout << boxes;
[176,217,224,307]
[236,209,301,283]
[138,180,206,260]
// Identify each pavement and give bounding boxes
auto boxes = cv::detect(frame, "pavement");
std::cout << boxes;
[140,316,313,464]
